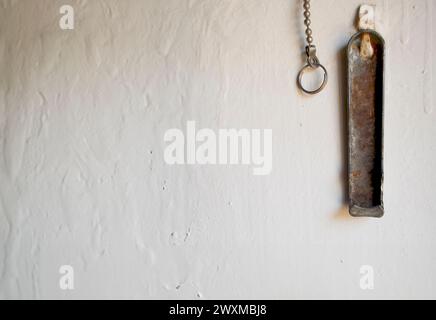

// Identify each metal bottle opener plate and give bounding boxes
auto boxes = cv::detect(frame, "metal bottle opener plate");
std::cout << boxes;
[347,29,385,218]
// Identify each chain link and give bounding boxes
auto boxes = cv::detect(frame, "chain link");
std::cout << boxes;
[303,0,313,46]
[303,0,317,64]
[297,0,328,95]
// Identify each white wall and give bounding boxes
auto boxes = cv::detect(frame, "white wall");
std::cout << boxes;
[0,0,435,300]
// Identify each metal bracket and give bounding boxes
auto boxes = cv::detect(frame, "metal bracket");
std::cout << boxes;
[347,6,385,218]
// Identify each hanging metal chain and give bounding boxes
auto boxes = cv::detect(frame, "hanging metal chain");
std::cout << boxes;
[297,0,328,95]
[303,0,313,47]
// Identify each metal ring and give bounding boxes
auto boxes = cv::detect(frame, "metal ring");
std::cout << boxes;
[297,63,328,95]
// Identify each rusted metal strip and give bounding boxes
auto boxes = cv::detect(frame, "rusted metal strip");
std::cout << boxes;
[347,29,385,218]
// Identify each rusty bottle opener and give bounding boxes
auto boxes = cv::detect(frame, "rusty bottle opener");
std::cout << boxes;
[347,5,385,218]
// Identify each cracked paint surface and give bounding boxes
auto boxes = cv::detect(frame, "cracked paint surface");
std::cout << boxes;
[0,0,436,299]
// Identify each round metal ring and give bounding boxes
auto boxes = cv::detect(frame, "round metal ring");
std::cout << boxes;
[297,63,328,95]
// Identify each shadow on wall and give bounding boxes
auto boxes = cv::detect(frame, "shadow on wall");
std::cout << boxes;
[333,46,351,221]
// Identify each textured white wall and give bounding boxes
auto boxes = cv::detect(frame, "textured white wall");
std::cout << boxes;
[0,0,435,300]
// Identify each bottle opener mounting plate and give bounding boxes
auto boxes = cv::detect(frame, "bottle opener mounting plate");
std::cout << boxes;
[347,29,385,218]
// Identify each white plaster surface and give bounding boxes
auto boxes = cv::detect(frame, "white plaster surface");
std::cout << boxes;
[0,0,435,299]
